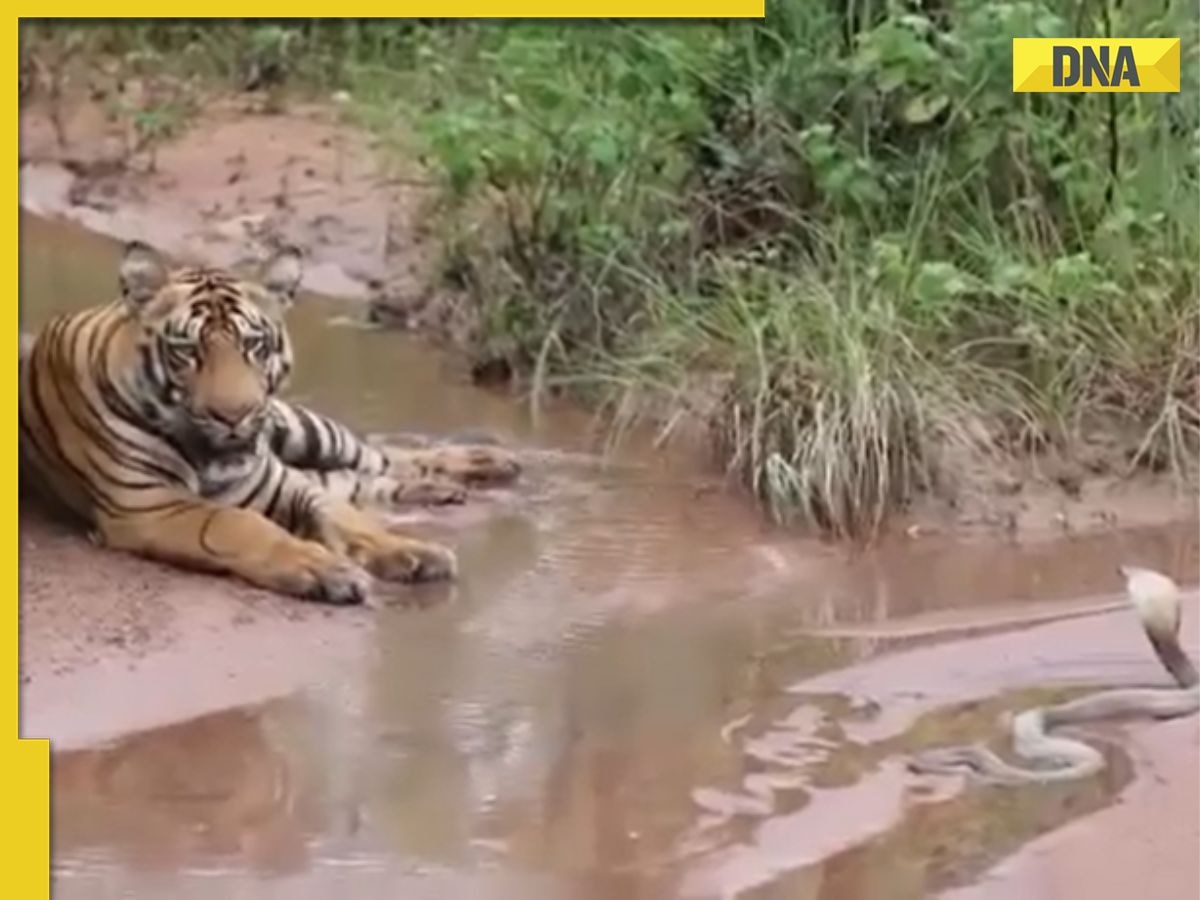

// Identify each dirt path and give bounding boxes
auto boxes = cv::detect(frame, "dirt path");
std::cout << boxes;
[20,504,374,750]
[20,93,444,326]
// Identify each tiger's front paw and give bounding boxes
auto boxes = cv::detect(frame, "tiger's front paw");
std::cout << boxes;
[349,533,458,584]
[448,444,522,485]
[279,540,372,605]
[391,444,522,486]
[390,477,468,507]
[403,541,458,582]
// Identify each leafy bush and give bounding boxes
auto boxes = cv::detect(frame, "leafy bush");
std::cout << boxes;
[355,3,1197,532]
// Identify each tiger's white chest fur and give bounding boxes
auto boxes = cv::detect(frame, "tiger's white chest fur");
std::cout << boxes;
[195,442,269,499]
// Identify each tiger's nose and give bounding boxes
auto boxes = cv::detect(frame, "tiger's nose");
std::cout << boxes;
[211,401,262,428]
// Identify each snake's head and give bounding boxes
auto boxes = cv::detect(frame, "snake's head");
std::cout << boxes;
[1119,564,1181,638]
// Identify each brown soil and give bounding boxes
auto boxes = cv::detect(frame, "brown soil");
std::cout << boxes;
[20,89,449,331]
[19,501,375,750]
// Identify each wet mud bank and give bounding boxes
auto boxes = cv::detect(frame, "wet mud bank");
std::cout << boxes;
[20,505,374,751]
[687,593,1199,900]
[20,94,439,308]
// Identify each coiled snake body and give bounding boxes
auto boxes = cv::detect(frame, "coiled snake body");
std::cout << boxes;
[909,565,1199,784]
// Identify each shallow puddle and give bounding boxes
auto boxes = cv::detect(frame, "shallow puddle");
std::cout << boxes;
[21,212,1198,898]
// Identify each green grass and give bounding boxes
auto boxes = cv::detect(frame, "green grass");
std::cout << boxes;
[21,7,1200,536]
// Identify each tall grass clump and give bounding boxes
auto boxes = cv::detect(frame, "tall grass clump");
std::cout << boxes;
[354,2,1197,534]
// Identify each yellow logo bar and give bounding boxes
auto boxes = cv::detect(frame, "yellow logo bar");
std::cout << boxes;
[1013,38,1180,93]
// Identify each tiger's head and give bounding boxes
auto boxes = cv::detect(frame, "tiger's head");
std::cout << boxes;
[118,241,303,454]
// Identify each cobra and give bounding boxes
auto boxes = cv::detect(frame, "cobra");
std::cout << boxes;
[908,565,1198,784]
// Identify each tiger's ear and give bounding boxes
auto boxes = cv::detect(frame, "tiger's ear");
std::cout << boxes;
[260,246,303,307]
[119,241,169,309]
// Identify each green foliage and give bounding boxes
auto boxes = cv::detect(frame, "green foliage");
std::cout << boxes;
[360,4,1196,532]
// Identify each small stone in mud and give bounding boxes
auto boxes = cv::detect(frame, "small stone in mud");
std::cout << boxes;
[470,356,513,387]
[847,697,881,719]
[1054,471,1084,499]
[366,299,410,329]
[992,474,1023,496]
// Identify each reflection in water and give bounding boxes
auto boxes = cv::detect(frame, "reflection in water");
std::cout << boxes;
[25,212,1199,898]
[675,687,1132,899]
[53,701,324,877]
[802,747,1129,900]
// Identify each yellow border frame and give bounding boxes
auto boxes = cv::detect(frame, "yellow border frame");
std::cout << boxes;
[10,16,48,895]
[10,11,763,895]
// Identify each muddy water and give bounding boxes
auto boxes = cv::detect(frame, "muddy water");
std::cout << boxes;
[21,213,1199,899]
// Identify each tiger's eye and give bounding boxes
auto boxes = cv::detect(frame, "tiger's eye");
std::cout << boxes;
[164,339,195,365]
[244,335,269,359]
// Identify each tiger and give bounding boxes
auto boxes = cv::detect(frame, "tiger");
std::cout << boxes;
[18,240,521,605]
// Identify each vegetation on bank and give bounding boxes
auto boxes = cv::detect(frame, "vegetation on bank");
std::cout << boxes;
[21,6,1200,536]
